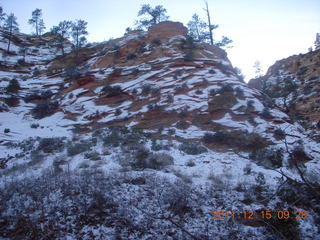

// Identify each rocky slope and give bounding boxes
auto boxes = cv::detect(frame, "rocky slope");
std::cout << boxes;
[0,22,319,239]
[249,49,320,142]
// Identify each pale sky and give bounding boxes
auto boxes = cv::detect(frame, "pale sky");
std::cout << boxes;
[1,0,319,80]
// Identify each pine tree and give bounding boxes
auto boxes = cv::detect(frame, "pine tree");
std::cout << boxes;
[136,4,169,30]
[0,6,6,27]
[315,33,320,50]
[187,2,232,48]
[187,14,209,43]
[253,60,263,78]
[3,13,19,53]
[28,9,46,36]
[51,20,72,55]
[71,20,88,51]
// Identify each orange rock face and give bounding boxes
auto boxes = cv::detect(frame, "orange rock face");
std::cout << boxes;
[147,21,188,41]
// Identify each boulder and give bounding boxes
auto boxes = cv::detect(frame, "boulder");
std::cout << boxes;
[147,21,188,41]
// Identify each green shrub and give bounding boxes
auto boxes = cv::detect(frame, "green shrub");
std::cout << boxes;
[67,141,92,156]
[151,38,161,46]
[141,84,151,95]
[202,130,269,151]
[101,85,123,97]
[4,128,10,133]
[31,101,59,119]
[274,128,286,140]
[37,137,65,153]
[6,79,21,93]
[218,84,233,94]
[261,107,272,118]
[179,142,207,155]
[249,148,283,168]
[127,53,137,60]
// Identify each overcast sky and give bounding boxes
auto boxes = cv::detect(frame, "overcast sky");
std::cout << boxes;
[1,0,319,80]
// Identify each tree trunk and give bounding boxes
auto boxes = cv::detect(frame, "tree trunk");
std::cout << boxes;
[205,1,214,45]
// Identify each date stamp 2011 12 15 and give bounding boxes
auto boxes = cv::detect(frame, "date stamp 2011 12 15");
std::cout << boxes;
[210,210,308,220]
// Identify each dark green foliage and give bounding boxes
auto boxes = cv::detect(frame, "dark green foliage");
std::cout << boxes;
[263,208,300,240]
[202,130,269,151]
[130,150,173,170]
[141,84,151,95]
[174,84,188,94]
[151,38,161,46]
[235,87,244,96]
[101,85,123,97]
[202,132,216,144]
[67,140,92,156]
[32,68,40,77]
[208,69,216,74]
[126,52,137,60]
[6,79,20,93]
[180,35,196,50]
[37,137,65,153]
[64,66,81,79]
[274,128,286,140]
[247,100,254,108]
[136,4,169,29]
[31,101,59,119]
[195,89,203,95]
[248,116,257,126]
[218,84,233,94]
[24,90,53,102]
[249,148,283,168]
[103,128,145,147]
[30,123,39,129]
[179,142,207,155]
[261,107,272,118]
[4,97,19,107]
[4,128,10,133]
[288,145,312,167]
[183,52,194,61]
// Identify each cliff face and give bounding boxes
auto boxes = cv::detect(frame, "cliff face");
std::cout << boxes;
[249,49,320,141]
[0,22,320,239]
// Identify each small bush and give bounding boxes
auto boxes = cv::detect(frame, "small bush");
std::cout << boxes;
[37,138,65,154]
[202,132,216,144]
[67,141,92,156]
[151,38,161,46]
[141,84,151,95]
[84,151,101,161]
[32,68,40,76]
[218,84,233,94]
[247,100,254,108]
[209,69,216,74]
[30,123,39,129]
[17,58,26,65]
[186,160,196,167]
[249,148,283,168]
[101,85,123,97]
[6,79,21,93]
[127,53,137,60]
[4,97,19,107]
[183,52,194,61]
[179,142,207,155]
[248,116,257,126]
[288,146,312,167]
[261,107,272,118]
[31,101,59,119]
[274,128,286,140]
[64,66,80,79]
[195,89,203,95]
[174,84,188,94]
[235,87,244,96]
[4,128,10,133]
[202,130,269,151]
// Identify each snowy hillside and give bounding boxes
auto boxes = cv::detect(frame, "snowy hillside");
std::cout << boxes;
[0,22,319,240]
